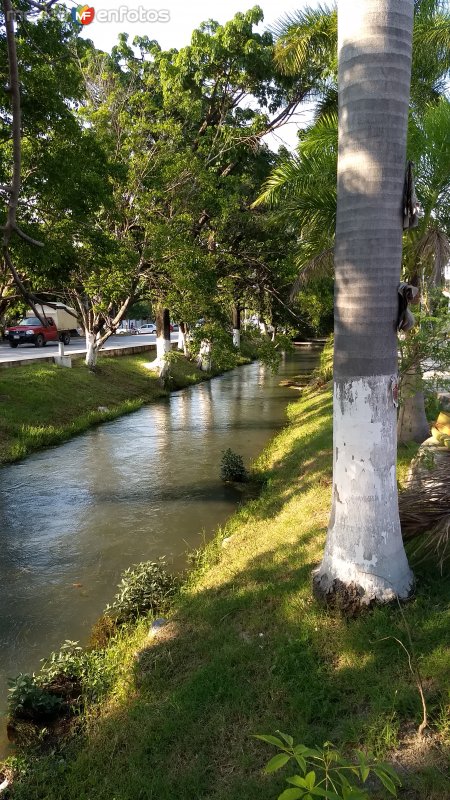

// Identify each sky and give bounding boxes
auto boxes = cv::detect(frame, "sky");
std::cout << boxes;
[67,0,323,149]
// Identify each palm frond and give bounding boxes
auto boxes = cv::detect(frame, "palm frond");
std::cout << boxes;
[300,111,338,157]
[416,226,450,286]
[400,457,450,572]
[290,244,334,298]
[272,5,337,77]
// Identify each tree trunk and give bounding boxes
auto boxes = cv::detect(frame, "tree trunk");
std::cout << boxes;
[197,339,212,372]
[313,0,414,605]
[156,307,171,362]
[85,332,99,369]
[398,367,430,444]
[232,303,241,349]
[177,324,185,351]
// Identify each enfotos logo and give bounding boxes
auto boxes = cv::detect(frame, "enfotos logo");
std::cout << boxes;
[71,5,170,25]
[71,4,95,24]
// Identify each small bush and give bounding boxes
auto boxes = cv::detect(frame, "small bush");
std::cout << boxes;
[105,560,177,623]
[220,448,247,482]
[8,674,62,719]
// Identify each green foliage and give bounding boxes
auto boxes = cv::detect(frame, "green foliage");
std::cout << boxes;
[398,307,450,393]
[256,734,401,799]
[41,640,116,705]
[105,561,177,624]
[241,329,293,372]
[220,448,248,483]
[8,674,62,719]
[190,322,238,372]
[296,278,334,336]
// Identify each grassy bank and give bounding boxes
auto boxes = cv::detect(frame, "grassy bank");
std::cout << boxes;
[7,386,449,800]
[0,352,248,465]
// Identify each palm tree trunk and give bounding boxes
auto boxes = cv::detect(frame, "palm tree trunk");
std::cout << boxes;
[313,0,414,604]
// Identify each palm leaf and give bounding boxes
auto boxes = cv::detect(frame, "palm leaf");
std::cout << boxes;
[272,5,337,77]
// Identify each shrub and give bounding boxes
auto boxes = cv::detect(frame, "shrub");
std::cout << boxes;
[105,560,177,623]
[220,448,247,482]
[8,674,62,719]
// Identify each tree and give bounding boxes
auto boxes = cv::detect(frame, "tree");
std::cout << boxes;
[312,0,415,604]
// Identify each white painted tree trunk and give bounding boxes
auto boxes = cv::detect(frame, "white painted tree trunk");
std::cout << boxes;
[197,339,212,372]
[232,304,241,349]
[156,335,171,361]
[315,377,413,601]
[85,332,99,369]
[313,0,414,604]
[177,327,185,351]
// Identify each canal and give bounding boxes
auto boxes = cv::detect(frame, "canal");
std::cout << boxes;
[0,349,320,749]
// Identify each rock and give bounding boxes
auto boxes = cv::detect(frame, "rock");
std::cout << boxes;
[97,406,109,413]
[221,536,234,548]
[437,391,450,411]
[148,617,167,637]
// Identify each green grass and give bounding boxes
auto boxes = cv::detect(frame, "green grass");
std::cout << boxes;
[0,353,248,465]
[6,388,450,800]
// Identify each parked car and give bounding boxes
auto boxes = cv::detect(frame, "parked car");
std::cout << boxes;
[138,323,157,334]
[4,315,70,348]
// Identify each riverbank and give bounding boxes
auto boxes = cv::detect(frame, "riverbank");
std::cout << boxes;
[6,385,449,800]
[0,352,250,466]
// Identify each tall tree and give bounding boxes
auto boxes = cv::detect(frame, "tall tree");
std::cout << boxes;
[313,0,415,604]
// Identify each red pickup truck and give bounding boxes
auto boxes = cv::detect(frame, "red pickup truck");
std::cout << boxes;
[5,316,71,348]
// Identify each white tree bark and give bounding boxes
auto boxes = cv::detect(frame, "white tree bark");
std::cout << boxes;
[313,0,414,604]
[197,339,212,372]
[177,326,185,351]
[85,332,99,369]
[315,377,413,601]
[232,329,241,348]
[156,335,171,361]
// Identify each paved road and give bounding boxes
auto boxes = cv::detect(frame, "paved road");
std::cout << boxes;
[0,333,178,365]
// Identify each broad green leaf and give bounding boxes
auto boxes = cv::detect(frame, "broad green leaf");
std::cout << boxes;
[254,734,287,749]
[278,789,304,800]
[376,763,401,784]
[374,768,398,796]
[287,775,308,788]
[359,765,369,783]
[305,771,316,789]
[294,744,309,755]
[294,755,307,771]
[277,730,294,747]
[265,753,291,773]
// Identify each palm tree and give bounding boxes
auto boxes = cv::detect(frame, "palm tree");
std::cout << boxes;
[310,0,416,603]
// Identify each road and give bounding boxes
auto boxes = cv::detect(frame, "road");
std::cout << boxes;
[0,333,179,365]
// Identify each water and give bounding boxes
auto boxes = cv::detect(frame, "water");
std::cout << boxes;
[0,349,320,751]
